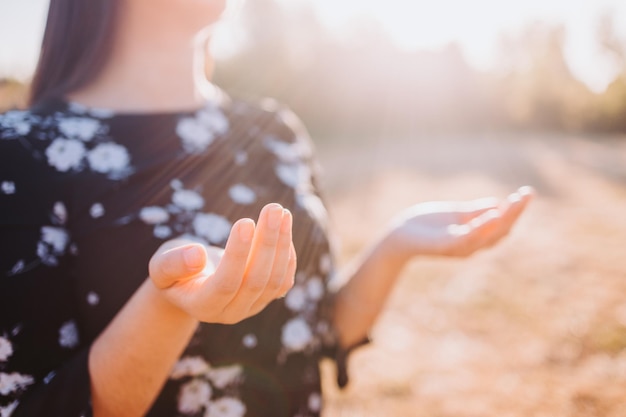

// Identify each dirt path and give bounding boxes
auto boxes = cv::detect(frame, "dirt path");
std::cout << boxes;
[317,133,626,417]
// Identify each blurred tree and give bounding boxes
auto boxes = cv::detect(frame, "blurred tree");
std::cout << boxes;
[494,23,593,131]
[0,78,28,111]
[214,1,626,136]
[214,0,491,138]
[591,13,626,132]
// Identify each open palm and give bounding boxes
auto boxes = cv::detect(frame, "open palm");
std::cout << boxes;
[148,203,297,324]
[387,187,533,259]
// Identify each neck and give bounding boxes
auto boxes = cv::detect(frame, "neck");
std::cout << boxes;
[67,3,215,112]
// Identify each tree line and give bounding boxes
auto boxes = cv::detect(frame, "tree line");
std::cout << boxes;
[2,0,626,138]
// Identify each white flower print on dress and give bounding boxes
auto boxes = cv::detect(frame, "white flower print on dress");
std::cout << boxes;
[192,213,231,244]
[0,372,34,395]
[68,101,115,119]
[58,320,79,349]
[0,336,13,362]
[153,225,172,239]
[176,118,215,154]
[319,253,332,275]
[139,206,170,224]
[10,260,24,275]
[90,203,105,218]
[86,143,130,175]
[88,107,115,119]
[137,182,233,242]
[206,365,243,389]
[52,201,68,225]
[43,371,56,384]
[67,102,89,114]
[296,193,328,227]
[275,163,311,190]
[178,379,212,415]
[170,179,183,189]
[0,110,31,137]
[37,226,69,266]
[0,400,18,417]
[0,181,15,195]
[176,105,229,153]
[233,151,248,165]
[197,107,229,135]
[308,392,322,412]
[264,136,309,164]
[58,117,101,142]
[45,138,86,172]
[205,397,246,417]
[170,356,211,380]
[285,286,307,312]
[40,226,69,253]
[281,317,313,352]
[242,333,258,349]
[87,291,100,306]
[173,189,205,211]
[228,184,256,205]
[306,277,324,301]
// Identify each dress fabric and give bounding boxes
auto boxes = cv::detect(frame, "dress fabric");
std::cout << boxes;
[0,90,360,417]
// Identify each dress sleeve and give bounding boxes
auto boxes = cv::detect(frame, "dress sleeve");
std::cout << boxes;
[0,133,93,417]
[266,104,370,388]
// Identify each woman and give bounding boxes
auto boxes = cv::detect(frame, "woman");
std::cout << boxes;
[0,0,533,416]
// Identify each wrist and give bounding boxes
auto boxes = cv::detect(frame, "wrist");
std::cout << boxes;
[142,279,198,325]
[374,230,413,271]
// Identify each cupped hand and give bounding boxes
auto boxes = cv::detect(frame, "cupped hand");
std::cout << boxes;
[386,186,534,260]
[147,203,297,324]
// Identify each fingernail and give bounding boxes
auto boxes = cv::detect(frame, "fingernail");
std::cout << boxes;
[238,219,254,243]
[508,192,521,203]
[472,209,499,227]
[281,209,292,233]
[183,246,205,269]
[485,208,500,218]
[518,186,534,196]
[267,204,283,230]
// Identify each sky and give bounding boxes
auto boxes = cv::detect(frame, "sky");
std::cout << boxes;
[1,0,626,92]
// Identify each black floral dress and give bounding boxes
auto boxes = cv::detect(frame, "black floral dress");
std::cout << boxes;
[0,89,364,417]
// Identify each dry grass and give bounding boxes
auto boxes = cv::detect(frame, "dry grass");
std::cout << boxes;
[317,133,626,417]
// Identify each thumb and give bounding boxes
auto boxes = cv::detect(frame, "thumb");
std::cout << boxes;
[149,243,208,289]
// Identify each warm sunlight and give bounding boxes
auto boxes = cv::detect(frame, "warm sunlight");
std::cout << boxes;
[279,0,626,92]
[2,0,626,92]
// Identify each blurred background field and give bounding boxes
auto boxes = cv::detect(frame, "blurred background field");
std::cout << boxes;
[318,133,626,417]
[3,0,626,415]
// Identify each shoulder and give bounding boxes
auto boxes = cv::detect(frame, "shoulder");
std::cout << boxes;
[0,106,73,227]
[0,108,47,175]
[227,97,315,157]
[0,108,39,140]
[0,106,61,181]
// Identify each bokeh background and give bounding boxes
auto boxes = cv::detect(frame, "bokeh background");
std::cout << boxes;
[3,0,626,415]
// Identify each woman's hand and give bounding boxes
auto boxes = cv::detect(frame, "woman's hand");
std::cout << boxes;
[385,186,534,262]
[148,203,296,324]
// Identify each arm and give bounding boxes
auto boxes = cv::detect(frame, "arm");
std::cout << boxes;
[332,187,533,348]
[90,204,296,417]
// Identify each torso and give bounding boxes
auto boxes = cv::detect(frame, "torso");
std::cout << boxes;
[0,92,338,417]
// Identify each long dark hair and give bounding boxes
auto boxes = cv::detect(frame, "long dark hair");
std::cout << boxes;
[29,0,120,106]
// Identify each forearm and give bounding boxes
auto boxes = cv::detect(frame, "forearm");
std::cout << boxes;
[89,279,198,417]
[332,233,409,348]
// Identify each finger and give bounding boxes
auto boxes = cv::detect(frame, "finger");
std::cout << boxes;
[149,243,207,289]
[250,244,297,317]
[459,197,500,222]
[207,218,255,298]
[278,243,297,297]
[224,203,284,312]
[460,188,534,253]
[250,209,293,311]
[491,186,534,237]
